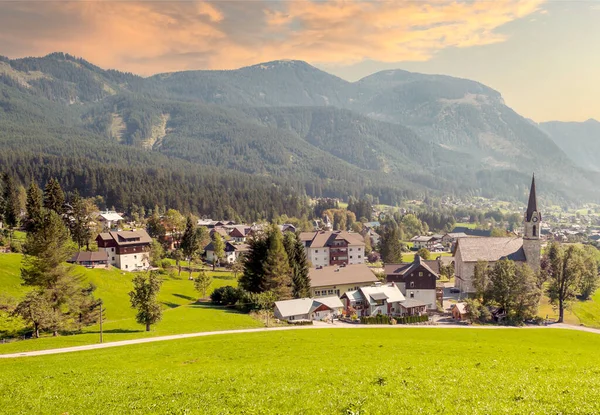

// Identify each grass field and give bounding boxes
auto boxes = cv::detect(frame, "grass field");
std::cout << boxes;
[1,328,600,414]
[0,253,260,354]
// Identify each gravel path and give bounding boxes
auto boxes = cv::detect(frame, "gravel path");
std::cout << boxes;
[1,322,597,359]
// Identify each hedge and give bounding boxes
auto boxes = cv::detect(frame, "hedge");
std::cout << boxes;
[359,315,429,325]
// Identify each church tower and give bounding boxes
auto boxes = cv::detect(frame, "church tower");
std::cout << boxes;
[523,174,541,272]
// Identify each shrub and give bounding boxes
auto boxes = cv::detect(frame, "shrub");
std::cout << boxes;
[287,320,313,326]
[160,259,171,269]
[9,241,22,253]
[210,286,242,305]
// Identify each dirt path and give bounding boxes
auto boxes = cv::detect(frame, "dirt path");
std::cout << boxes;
[1,322,597,359]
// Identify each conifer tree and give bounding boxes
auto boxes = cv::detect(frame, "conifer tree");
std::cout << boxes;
[69,190,91,250]
[283,232,311,298]
[2,173,20,232]
[211,232,225,270]
[263,225,293,300]
[43,178,65,216]
[180,216,199,278]
[380,226,403,263]
[25,181,43,233]
[239,234,269,293]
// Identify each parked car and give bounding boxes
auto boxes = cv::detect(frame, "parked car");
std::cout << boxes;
[449,288,460,294]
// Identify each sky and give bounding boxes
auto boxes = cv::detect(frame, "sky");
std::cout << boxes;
[0,0,599,122]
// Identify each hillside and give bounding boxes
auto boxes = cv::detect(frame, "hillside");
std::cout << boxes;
[1,52,599,208]
[2,329,600,414]
[540,119,600,172]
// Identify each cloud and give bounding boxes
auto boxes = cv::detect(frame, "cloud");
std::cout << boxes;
[0,0,544,75]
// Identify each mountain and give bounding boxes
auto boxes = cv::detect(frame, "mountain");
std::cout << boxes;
[540,119,600,172]
[0,52,598,214]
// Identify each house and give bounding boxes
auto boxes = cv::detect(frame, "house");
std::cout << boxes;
[229,227,249,243]
[279,224,297,233]
[274,296,344,322]
[309,263,379,298]
[410,235,435,250]
[451,303,467,320]
[205,241,249,264]
[299,230,366,268]
[97,211,124,231]
[341,283,427,317]
[96,230,152,271]
[453,175,541,293]
[67,251,109,269]
[384,255,439,310]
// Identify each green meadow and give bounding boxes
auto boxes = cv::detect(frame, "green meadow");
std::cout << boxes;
[0,253,261,354]
[1,328,600,414]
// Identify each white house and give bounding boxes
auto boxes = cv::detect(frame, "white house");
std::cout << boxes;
[95,230,151,271]
[205,241,249,264]
[299,231,365,268]
[274,296,344,322]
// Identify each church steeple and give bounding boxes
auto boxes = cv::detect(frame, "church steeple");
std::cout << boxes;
[526,174,538,222]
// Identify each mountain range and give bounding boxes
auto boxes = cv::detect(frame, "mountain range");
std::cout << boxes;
[0,52,598,213]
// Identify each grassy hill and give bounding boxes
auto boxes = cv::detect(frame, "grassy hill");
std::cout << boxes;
[0,254,261,352]
[1,328,599,414]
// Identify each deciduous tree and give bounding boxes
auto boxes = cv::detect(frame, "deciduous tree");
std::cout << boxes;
[129,272,163,331]
[194,271,213,299]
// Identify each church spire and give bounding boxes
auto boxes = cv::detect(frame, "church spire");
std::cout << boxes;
[526,174,537,222]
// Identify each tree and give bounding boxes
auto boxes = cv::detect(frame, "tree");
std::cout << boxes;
[172,249,184,276]
[194,271,213,299]
[180,217,199,279]
[2,173,21,233]
[416,248,431,260]
[211,232,225,271]
[380,226,403,263]
[68,190,91,250]
[283,232,311,298]
[13,290,56,338]
[149,239,165,268]
[43,178,65,216]
[24,182,43,233]
[362,232,373,256]
[239,234,269,293]
[147,212,166,242]
[129,272,163,331]
[231,258,244,280]
[472,260,490,301]
[578,246,600,300]
[401,214,426,238]
[262,225,293,300]
[544,242,583,323]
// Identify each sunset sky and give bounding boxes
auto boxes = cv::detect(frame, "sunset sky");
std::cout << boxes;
[1,0,598,122]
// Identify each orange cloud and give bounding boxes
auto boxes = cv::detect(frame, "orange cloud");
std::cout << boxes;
[0,0,545,75]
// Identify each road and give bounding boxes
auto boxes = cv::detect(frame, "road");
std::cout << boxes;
[1,322,599,359]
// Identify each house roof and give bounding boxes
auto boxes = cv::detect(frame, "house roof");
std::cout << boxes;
[399,299,427,309]
[229,227,247,238]
[299,231,365,248]
[97,230,152,246]
[98,211,123,222]
[205,241,245,253]
[309,264,378,288]
[444,232,469,238]
[359,283,406,305]
[455,237,526,262]
[526,174,538,222]
[274,296,343,318]
[384,256,440,277]
[411,235,433,242]
[453,302,467,314]
[68,251,109,263]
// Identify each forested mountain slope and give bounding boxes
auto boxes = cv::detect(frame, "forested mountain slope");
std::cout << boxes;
[0,52,598,212]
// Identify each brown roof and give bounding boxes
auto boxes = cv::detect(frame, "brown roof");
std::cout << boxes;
[384,258,441,277]
[229,227,247,238]
[309,264,378,288]
[455,237,526,263]
[68,251,109,263]
[107,230,152,246]
[299,231,365,248]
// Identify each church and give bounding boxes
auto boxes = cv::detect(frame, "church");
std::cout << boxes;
[453,175,542,293]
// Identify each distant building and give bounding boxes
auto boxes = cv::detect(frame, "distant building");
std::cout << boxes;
[274,296,343,322]
[67,251,109,269]
[299,231,366,268]
[384,255,439,310]
[97,211,124,231]
[205,241,249,264]
[341,282,427,317]
[96,230,152,271]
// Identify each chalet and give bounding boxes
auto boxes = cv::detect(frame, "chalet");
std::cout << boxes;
[205,241,249,264]
[384,255,439,310]
[300,230,365,268]
[96,230,152,271]
[97,211,124,231]
[67,251,109,269]
[451,303,468,320]
[309,263,378,298]
[410,235,435,250]
[229,227,249,243]
[341,283,427,317]
[274,296,343,322]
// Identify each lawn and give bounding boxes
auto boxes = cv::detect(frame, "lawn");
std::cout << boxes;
[0,253,259,353]
[1,328,600,414]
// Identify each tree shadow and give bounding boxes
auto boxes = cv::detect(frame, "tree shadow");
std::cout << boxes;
[162,301,180,309]
[190,301,245,315]
[87,329,144,334]
[172,293,196,301]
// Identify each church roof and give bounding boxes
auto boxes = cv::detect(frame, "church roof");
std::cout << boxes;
[526,174,538,222]
[455,237,526,263]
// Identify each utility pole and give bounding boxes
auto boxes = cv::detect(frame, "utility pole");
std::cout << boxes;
[99,300,103,344]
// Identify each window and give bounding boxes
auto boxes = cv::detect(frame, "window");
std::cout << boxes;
[410,282,415,288]
[533,225,538,237]
[134,255,137,259]
[350,256,353,259]
[358,248,361,251]
[410,292,415,298]
[349,248,353,251]
[419,272,423,276]
[315,250,319,253]
[112,257,115,261]
[111,248,114,252]
[315,290,320,296]
[358,255,362,259]
[125,265,128,269]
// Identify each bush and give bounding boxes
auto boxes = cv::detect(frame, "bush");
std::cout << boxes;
[287,320,313,326]
[236,291,276,313]
[9,241,22,253]
[210,286,242,305]
[160,259,171,269]
[393,315,429,324]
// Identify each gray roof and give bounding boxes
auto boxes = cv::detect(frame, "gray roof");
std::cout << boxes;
[384,256,440,277]
[68,251,109,263]
[455,237,526,262]
[400,299,428,309]
[274,296,343,318]
[370,292,389,301]
[309,264,378,288]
